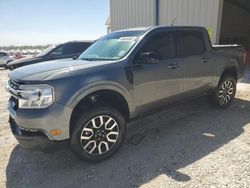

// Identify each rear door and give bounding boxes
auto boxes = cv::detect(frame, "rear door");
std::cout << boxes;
[177,30,213,96]
[132,31,184,114]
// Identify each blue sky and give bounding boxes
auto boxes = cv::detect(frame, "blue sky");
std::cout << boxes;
[0,0,109,46]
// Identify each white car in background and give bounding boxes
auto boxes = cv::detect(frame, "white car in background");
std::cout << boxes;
[0,52,14,68]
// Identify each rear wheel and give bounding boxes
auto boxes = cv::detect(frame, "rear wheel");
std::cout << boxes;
[70,106,126,162]
[209,76,236,108]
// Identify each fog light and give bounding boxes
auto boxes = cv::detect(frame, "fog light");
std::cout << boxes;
[50,129,61,136]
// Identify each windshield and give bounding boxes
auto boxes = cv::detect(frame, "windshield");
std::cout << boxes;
[36,45,57,57]
[79,30,146,61]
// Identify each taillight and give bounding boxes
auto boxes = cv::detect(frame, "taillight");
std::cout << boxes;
[243,50,247,64]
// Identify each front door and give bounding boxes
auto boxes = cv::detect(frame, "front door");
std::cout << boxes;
[132,31,184,115]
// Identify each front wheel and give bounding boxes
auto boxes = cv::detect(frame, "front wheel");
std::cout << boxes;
[70,106,126,162]
[9,65,15,71]
[209,76,237,108]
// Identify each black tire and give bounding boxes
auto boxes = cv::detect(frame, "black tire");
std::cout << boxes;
[209,76,237,108]
[9,65,15,71]
[70,106,126,162]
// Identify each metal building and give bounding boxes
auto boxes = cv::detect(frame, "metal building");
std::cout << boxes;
[109,0,250,48]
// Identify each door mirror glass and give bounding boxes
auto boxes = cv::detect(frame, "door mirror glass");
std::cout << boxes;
[137,52,160,64]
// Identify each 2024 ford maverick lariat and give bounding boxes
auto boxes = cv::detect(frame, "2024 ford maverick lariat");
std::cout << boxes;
[7,26,246,161]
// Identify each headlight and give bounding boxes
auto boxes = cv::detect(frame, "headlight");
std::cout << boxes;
[17,84,54,109]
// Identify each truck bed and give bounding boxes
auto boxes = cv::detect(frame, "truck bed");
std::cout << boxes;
[212,44,244,50]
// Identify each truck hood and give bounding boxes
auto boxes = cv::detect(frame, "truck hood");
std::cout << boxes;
[7,56,43,66]
[9,59,112,82]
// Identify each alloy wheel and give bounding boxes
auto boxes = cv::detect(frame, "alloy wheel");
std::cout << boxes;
[80,115,119,155]
[218,80,235,105]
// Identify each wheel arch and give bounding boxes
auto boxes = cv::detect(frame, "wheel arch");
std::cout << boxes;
[218,66,238,84]
[68,85,134,136]
[6,60,13,64]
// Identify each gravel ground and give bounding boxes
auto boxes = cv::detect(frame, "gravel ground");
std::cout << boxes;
[0,67,250,188]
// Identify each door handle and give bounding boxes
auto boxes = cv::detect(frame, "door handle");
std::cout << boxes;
[168,63,180,69]
[201,58,209,63]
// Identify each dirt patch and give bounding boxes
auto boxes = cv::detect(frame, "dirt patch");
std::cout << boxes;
[0,68,249,188]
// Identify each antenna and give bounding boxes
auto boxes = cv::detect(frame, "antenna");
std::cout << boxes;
[171,17,176,26]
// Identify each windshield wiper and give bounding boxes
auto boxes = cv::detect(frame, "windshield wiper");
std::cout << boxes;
[80,58,95,61]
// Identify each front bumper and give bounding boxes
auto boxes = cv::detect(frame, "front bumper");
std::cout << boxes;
[9,117,68,152]
[8,96,72,141]
[6,79,73,152]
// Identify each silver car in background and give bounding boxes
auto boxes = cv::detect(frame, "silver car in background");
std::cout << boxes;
[0,52,14,68]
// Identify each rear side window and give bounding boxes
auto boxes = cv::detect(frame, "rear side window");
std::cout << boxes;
[177,31,205,57]
[49,44,75,56]
[49,45,65,56]
[63,44,77,55]
[73,42,92,54]
[142,32,176,60]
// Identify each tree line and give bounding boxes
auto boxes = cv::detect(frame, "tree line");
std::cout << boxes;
[0,45,51,51]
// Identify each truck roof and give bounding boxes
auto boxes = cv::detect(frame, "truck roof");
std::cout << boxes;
[116,26,206,33]
[66,40,94,43]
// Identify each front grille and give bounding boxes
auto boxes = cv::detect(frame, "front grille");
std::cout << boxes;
[9,79,20,90]
[7,80,20,111]
[7,79,21,98]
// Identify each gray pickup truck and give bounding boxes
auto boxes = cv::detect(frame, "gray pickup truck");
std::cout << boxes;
[6,26,246,161]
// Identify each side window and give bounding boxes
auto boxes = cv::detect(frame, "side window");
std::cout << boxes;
[50,45,65,56]
[50,44,76,56]
[142,32,176,60]
[63,44,76,55]
[73,42,92,54]
[177,31,205,57]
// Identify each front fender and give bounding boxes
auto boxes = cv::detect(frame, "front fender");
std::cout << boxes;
[67,81,135,117]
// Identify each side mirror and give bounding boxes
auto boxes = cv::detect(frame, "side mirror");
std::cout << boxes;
[73,56,79,60]
[137,52,160,64]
